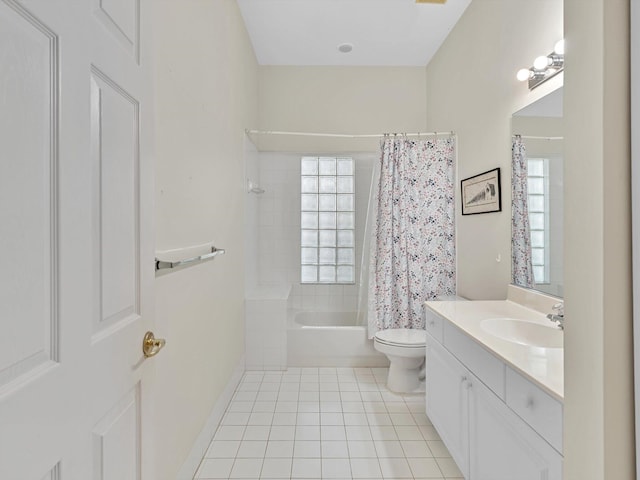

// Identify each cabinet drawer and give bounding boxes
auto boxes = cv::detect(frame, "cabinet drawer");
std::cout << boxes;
[444,322,505,399]
[425,308,444,343]
[505,367,563,453]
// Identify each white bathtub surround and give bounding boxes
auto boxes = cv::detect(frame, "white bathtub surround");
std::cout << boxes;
[244,135,261,293]
[368,137,456,338]
[245,285,292,371]
[288,311,388,367]
[255,152,375,312]
[193,367,462,480]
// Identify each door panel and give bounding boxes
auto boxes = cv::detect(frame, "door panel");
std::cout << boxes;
[92,385,141,480]
[40,465,61,480]
[88,0,155,477]
[0,0,58,390]
[91,66,141,333]
[93,0,140,61]
[0,0,155,478]
[0,2,72,477]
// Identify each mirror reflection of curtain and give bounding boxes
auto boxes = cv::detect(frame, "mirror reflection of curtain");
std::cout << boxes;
[366,136,456,338]
[512,136,536,288]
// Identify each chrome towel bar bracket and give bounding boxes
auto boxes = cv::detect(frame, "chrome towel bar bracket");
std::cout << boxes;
[155,246,225,271]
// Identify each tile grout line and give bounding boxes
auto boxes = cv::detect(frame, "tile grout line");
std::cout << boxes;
[195,367,452,480]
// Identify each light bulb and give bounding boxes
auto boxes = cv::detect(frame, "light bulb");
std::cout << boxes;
[554,39,565,55]
[533,55,550,70]
[516,68,531,82]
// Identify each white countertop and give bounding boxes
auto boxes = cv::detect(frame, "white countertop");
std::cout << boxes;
[424,299,564,401]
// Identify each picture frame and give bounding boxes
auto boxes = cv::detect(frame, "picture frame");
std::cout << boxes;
[461,167,502,215]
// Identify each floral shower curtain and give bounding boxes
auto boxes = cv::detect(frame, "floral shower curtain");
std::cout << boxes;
[511,136,535,289]
[367,136,456,338]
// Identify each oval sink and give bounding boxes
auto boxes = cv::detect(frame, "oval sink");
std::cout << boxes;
[480,318,563,348]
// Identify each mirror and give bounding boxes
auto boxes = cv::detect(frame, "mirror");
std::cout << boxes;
[511,87,564,298]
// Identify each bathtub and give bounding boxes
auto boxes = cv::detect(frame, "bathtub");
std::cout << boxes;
[287,311,388,367]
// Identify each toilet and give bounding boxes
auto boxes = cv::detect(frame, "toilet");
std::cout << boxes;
[373,328,427,393]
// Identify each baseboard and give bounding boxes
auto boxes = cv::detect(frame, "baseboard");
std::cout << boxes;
[176,355,245,480]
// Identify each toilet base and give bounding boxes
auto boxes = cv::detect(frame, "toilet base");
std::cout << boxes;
[385,355,424,393]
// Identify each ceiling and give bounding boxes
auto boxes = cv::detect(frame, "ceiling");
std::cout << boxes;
[237,0,473,66]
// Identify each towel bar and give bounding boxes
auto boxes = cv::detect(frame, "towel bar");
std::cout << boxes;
[155,246,225,271]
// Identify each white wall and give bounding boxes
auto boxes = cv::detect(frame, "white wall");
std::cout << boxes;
[152,1,258,478]
[425,0,563,300]
[257,66,428,153]
[564,0,634,477]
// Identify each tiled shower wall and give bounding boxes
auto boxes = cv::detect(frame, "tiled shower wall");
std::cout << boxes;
[257,152,376,312]
[244,137,260,293]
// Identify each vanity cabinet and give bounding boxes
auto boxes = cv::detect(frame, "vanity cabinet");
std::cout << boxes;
[426,338,470,476]
[426,328,563,480]
[469,365,562,480]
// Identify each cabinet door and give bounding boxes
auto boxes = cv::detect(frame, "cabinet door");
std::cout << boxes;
[426,338,470,478]
[469,377,562,480]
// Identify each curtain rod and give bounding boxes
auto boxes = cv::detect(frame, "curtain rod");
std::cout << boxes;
[514,134,564,140]
[245,129,455,139]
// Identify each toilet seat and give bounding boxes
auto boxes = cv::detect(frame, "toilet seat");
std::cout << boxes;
[374,328,426,348]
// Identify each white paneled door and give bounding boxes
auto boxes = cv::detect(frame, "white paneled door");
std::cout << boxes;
[0,1,155,479]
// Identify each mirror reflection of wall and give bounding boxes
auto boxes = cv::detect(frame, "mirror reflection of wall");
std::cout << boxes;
[512,87,564,298]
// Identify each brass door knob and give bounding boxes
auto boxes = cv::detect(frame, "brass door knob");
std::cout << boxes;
[142,331,166,358]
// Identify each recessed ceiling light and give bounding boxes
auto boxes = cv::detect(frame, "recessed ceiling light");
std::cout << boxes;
[338,43,353,53]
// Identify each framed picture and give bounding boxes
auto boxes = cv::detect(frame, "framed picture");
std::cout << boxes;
[461,168,502,215]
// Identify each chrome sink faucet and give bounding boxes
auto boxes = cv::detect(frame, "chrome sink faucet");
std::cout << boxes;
[547,302,564,330]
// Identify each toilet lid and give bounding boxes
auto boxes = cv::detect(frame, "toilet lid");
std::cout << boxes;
[375,328,426,347]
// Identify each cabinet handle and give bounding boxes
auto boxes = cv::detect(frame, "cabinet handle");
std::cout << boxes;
[465,381,473,390]
[461,375,467,383]
[526,397,535,409]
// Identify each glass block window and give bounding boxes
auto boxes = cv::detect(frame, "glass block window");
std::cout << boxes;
[301,156,355,284]
[528,158,549,284]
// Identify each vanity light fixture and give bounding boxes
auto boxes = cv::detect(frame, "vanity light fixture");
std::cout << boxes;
[516,68,546,83]
[516,39,564,90]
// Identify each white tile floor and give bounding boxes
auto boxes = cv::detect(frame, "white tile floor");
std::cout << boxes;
[194,367,463,480]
